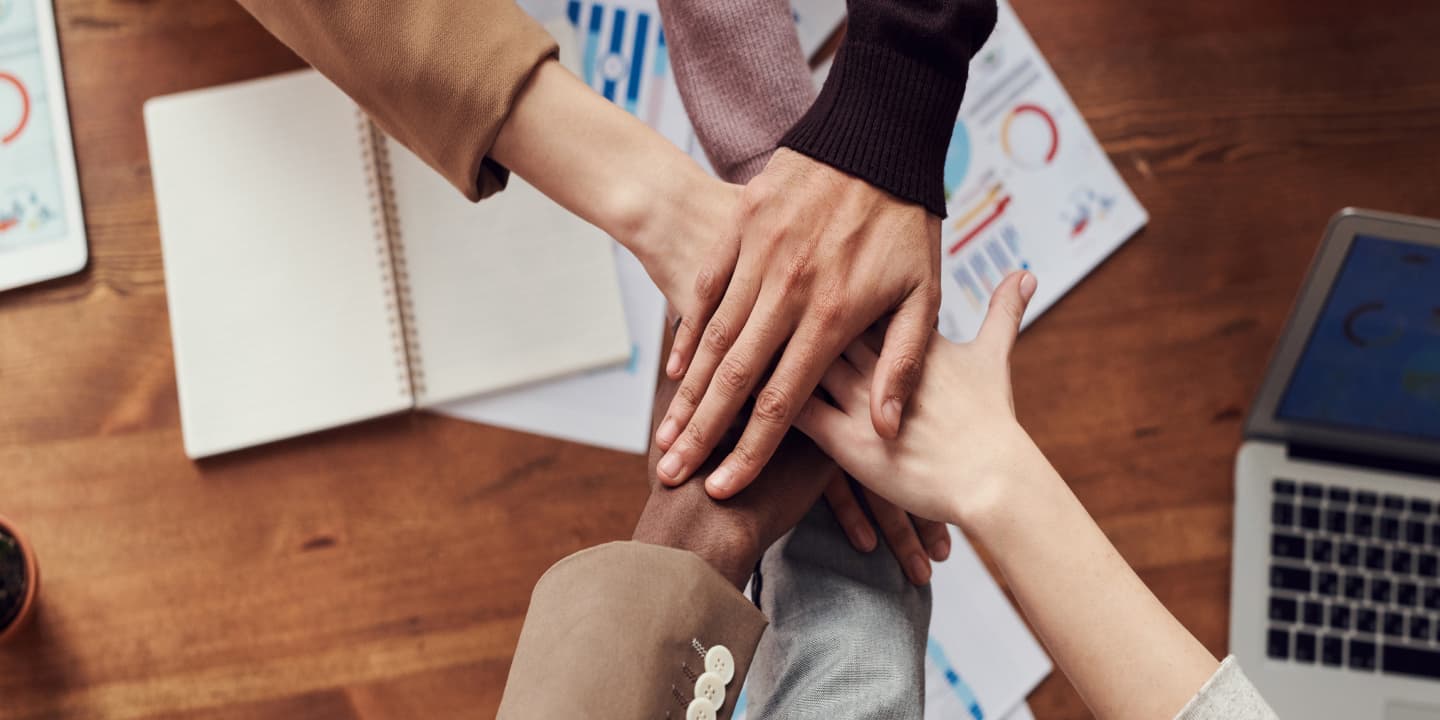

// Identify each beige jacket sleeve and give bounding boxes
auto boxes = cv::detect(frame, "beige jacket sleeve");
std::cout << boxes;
[234,0,557,201]
[499,542,768,720]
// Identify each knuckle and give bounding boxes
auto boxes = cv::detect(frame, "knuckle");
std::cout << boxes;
[675,381,703,410]
[693,268,724,305]
[781,251,814,291]
[891,353,925,396]
[681,419,709,449]
[702,317,733,353]
[715,358,751,396]
[814,289,849,325]
[728,442,760,472]
[754,386,793,424]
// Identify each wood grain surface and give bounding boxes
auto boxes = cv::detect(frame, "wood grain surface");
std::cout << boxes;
[2,1,1439,718]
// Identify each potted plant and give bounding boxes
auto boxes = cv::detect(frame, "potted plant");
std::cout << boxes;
[0,514,38,644]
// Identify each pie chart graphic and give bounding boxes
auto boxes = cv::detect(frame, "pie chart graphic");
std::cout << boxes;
[1001,103,1058,169]
[0,71,30,146]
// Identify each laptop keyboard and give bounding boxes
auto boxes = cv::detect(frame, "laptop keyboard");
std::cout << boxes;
[1268,477,1440,680]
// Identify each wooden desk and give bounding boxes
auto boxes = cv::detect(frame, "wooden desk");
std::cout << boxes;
[3,1,1439,717]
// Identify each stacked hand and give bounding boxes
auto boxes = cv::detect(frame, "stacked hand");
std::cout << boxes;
[795,271,1039,529]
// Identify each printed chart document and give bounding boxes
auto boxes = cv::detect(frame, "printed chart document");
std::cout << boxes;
[439,1,685,453]
[934,0,1148,341]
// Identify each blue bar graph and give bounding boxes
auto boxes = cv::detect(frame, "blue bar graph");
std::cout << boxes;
[601,7,628,101]
[928,637,985,720]
[624,13,650,113]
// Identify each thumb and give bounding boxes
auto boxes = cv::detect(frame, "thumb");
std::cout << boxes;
[870,289,938,439]
[976,271,1037,354]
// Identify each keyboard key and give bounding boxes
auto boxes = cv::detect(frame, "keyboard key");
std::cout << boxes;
[1398,581,1419,607]
[1339,542,1360,567]
[1393,550,1414,575]
[1329,604,1351,630]
[1357,608,1379,633]
[1303,483,1324,499]
[1412,498,1434,515]
[1384,612,1406,637]
[1328,487,1352,504]
[1420,553,1438,578]
[1269,595,1298,622]
[1357,491,1378,507]
[1410,615,1431,641]
[1303,600,1324,626]
[1311,537,1335,564]
[1385,494,1407,511]
[1366,545,1387,571]
[1301,505,1322,530]
[1325,509,1348,534]
[1267,628,1289,660]
[1382,644,1440,680]
[1317,570,1339,596]
[1272,533,1306,559]
[1432,523,1440,548]
[1271,565,1312,593]
[1271,502,1294,528]
[1295,631,1316,662]
[1344,573,1366,599]
[1322,635,1344,666]
[1372,578,1394,604]
[1349,638,1378,671]
[1353,514,1374,538]
[1380,515,1401,540]
[1273,478,1296,496]
[1407,520,1427,545]
[1424,585,1440,610]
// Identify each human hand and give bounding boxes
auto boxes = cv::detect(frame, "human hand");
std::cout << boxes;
[633,373,842,589]
[824,476,951,585]
[654,148,942,501]
[794,272,1039,528]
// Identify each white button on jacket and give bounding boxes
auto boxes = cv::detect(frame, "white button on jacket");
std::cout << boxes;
[686,697,717,720]
[705,645,735,685]
[694,672,726,710]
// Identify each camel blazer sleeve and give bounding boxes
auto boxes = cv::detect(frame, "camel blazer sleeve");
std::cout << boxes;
[498,542,768,719]
[234,0,557,201]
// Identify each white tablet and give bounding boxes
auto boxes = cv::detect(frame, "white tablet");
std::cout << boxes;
[0,0,86,292]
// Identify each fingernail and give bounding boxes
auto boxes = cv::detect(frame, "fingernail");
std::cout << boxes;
[666,350,682,378]
[1019,271,1037,300]
[706,466,735,496]
[658,451,682,481]
[656,416,680,447]
[908,552,932,585]
[883,399,902,430]
[856,524,877,552]
[932,537,951,562]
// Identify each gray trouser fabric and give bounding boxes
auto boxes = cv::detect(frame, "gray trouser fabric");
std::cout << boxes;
[746,498,932,719]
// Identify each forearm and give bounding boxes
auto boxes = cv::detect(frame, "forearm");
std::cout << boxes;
[961,443,1219,720]
[490,60,724,266]
[656,0,814,183]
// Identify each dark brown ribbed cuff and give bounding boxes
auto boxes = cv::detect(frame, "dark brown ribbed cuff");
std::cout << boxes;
[780,41,967,217]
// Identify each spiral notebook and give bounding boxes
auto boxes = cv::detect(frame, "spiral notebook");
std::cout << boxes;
[145,70,630,459]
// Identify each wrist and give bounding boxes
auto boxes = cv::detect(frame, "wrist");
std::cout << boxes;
[631,483,760,590]
[950,428,1060,539]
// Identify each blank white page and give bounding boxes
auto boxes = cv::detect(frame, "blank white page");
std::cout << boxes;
[383,137,629,406]
[146,71,410,458]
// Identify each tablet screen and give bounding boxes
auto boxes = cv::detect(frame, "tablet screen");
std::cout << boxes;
[0,0,70,252]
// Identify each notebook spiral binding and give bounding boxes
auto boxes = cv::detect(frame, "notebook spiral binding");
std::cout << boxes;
[356,112,424,401]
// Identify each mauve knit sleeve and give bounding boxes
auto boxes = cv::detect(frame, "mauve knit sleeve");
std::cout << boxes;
[781,0,998,216]
[655,0,817,183]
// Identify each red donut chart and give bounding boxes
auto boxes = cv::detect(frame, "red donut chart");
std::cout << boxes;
[1,71,32,145]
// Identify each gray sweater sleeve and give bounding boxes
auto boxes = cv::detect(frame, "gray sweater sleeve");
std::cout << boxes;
[1174,656,1278,720]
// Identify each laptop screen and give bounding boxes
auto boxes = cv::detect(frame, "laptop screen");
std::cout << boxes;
[1276,234,1440,443]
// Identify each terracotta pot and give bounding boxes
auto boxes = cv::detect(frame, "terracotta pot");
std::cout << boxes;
[0,514,39,644]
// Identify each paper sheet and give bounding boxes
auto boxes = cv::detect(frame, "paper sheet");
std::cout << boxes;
[437,1,690,453]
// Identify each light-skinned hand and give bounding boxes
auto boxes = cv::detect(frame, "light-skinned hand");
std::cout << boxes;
[654,148,942,500]
[794,271,1037,527]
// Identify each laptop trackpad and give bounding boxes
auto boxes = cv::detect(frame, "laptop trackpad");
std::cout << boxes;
[1388,703,1440,720]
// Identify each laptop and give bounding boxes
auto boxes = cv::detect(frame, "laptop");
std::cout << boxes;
[1231,208,1440,718]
